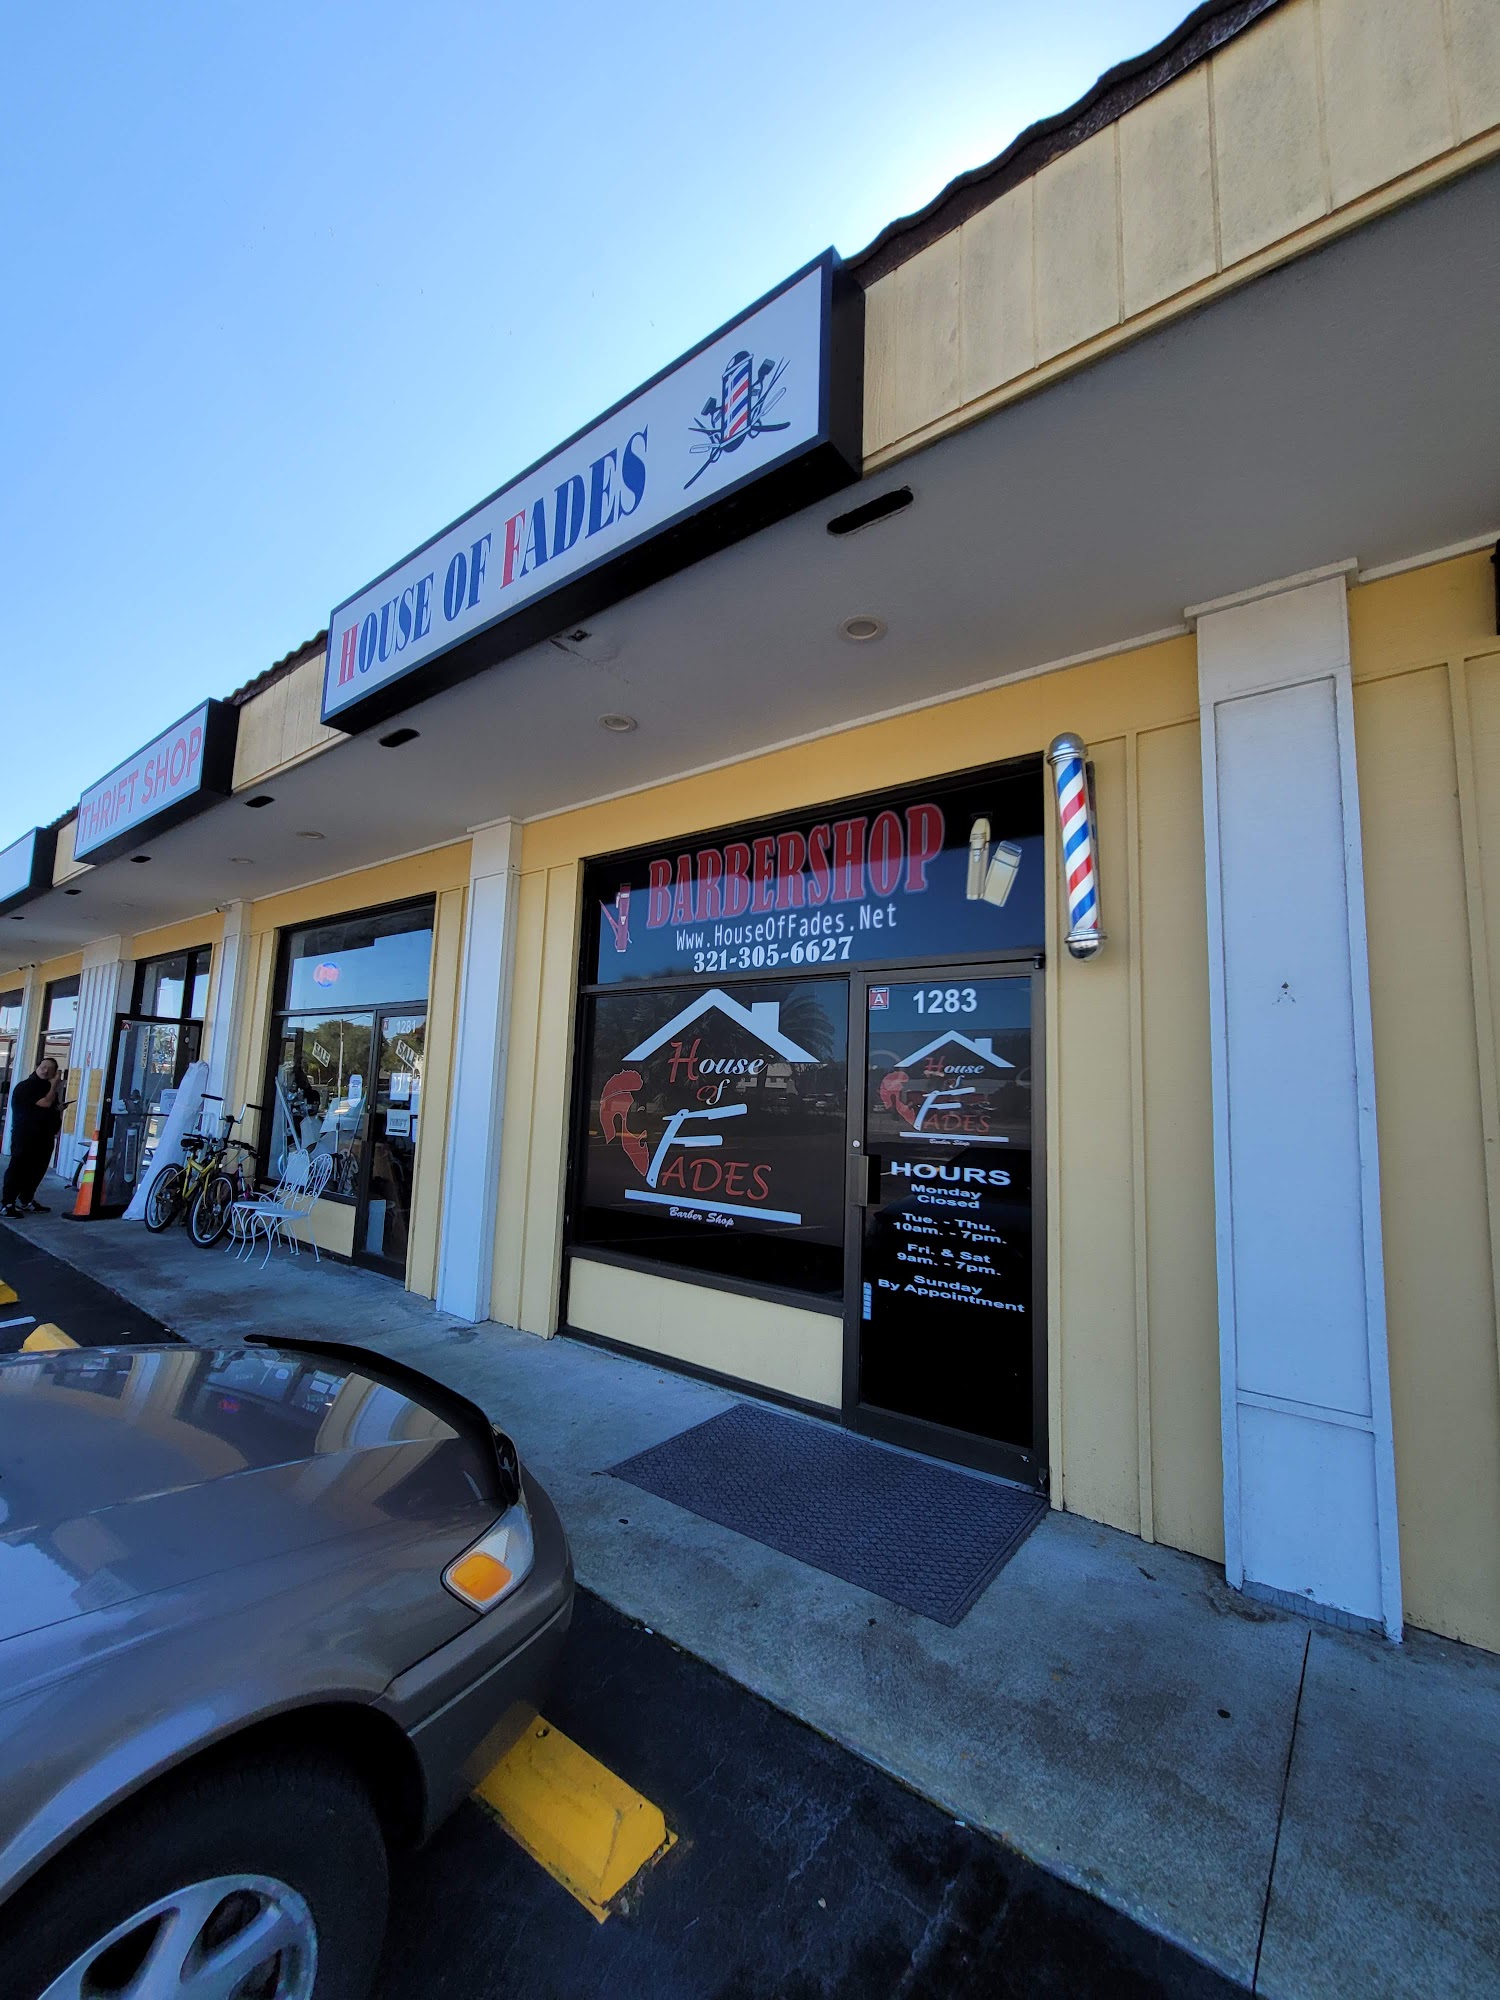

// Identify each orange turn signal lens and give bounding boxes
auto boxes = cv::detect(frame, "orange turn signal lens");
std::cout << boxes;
[447,1551,513,1605]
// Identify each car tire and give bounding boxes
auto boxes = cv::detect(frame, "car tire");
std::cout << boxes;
[0,1751,389,2000]
[142,1163,184,1232]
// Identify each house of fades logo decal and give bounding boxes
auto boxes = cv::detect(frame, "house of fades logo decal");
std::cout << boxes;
[598,988,822,1227]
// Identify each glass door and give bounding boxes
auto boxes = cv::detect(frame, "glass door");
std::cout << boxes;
[354,1009,426,1276]
[847,968,1045,1488]
[97,1018,202,1215]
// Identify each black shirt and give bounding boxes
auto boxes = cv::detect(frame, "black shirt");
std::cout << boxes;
[11,1074,61,1138]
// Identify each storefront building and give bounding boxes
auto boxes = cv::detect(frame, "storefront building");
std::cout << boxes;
[3,0,1498,1653]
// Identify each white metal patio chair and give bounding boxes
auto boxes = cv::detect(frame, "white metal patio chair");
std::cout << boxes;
[226,1148,336,1266]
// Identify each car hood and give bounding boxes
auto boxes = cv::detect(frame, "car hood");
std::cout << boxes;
[0,1344,493,1643]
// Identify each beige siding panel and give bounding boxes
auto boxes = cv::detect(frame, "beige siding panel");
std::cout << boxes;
[959,180,1035,405]
[52,817,87,886]
[1137,720,1221,1560]
[1119,68,1217,318]
[568,1257,842,1408]
[1211,0,1328,266]
[864,233,962,452]
[232,677,289,791]
[1319,0,1454,209]
[1358,665,1500,1652]
[1449,0,1500,143]
[280,656,340,768]
[492,868,550,1330]
[1034,128,1121,364]
[1055,733,1140,1535]
[284,1199,357,1259]
[233,931,278,1149]
[405,883,466,1299]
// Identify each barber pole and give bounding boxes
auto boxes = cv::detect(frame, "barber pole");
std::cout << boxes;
[1047,734,1104,959]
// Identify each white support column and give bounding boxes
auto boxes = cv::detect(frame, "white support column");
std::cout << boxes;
[437,820,521,1324]
[204,901,253,1116]
[1193,568,1402,1639]
[65,936,133,1176]
[2,967,43,1155]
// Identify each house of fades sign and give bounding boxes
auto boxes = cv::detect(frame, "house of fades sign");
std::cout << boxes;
[582,762,1047,987]
[73,700,239,864]
[322,252,863,733]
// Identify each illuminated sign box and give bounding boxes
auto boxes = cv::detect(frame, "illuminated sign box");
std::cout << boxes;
[322,251,864,735]
[74,700,240,864]
[0,826,58,915]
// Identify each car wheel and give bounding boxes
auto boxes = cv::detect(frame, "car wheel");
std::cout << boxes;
[142,1163,184,1232]
[1,1753,389,2000]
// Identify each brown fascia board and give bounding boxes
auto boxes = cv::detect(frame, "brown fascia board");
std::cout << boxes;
[849,0,1286,286]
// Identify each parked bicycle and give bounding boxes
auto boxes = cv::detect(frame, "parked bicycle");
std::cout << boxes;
[143,1103,260,1248]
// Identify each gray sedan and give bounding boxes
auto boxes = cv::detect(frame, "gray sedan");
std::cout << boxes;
[0,1337,573,2000]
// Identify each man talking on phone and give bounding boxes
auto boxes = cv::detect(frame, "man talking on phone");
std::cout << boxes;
[1,1056,63,1216]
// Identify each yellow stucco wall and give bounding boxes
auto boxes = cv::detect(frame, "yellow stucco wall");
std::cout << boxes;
[1349,551,1500,1651]
[228,844,470,1296]
[496,631,1224,1558]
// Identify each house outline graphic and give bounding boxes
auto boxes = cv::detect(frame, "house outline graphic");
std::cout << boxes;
[625,987,818,1064]
[895,1030,1014,1071]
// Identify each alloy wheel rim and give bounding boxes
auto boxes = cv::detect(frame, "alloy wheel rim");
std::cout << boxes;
[39,1872,317,2000]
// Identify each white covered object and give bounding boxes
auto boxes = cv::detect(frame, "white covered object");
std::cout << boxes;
[124,1060,209,1222]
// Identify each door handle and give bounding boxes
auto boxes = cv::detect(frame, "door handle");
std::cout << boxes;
[849,1152,880,1207]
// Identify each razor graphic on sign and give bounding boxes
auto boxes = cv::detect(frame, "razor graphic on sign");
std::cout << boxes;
[685,351,790,489]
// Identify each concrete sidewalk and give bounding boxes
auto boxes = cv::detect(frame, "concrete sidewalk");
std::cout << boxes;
[6,1191,1497,1999]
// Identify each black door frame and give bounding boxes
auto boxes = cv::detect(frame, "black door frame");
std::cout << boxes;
[350,1003,427,1277]
[840,957,1048,1492]
[95,1012,204,1217]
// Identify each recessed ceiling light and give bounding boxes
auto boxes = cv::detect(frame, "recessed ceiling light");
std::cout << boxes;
[826,487,914,537]
[295,830,325,841]
[131,853,152,863]
[230,856,255,865]
[598,714,637,733]
[245,794,275,809]
[8,914,21,921]
[379,727,420,748]
[840,615,887,643]
[63,888,82,896]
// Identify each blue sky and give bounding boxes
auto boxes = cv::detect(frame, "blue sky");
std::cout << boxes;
[2,0,1189,838]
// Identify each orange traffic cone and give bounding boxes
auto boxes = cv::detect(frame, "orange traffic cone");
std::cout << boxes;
[64,1137,99,1221]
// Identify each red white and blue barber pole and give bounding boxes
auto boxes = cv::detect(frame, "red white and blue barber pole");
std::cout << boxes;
[1047,733,1105,959]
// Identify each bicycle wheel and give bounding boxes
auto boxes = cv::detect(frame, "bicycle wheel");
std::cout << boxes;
[143,1163,185,1232]
[189,1172,236,1247]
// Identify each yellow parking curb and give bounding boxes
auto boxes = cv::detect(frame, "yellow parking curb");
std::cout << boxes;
[474,1717,674,1922]
[0,1282,17,1305]
[22,1325,78,1351]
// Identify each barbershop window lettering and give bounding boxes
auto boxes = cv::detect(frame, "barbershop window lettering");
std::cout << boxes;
[573,980,848,1297]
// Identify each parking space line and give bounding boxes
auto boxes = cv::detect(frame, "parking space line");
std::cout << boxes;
[21,1325,78,1351]
[473,1717,675,1923]
[0,1281,18,1305]
[0,1315,37,1330]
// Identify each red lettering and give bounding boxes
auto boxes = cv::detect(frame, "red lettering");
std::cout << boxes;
[806,824,832,904]
[666,1038,700,1084]
[659,1157,687,1190]
[187,724,203,767]
[868,810,903,896]
[338,624,359,685]
[750,836,776,913]
[689,1158,722,1193]
[831,816,867,902]
[502,509,527,586]
[774,832,806,909]
[904,803,943,891]
[672,854,694,925]
[749,1164,771,1201]
[722,843,752,918]
[695,850,723,920]
[723,1161,749,1197]
[646,858,673,928]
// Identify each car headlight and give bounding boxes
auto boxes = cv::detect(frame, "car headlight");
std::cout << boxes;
[442,1499,536,1611]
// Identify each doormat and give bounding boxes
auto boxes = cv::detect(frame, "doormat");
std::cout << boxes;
[607,1403,1048,1627]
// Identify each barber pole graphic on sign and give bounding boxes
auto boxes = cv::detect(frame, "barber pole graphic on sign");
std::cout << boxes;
[1047,734,1105,959]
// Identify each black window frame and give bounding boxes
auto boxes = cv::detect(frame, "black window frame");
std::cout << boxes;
[259,894,436,1198]
[130,945,213,1025]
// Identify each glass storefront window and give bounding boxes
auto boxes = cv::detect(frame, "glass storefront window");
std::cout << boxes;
[268,1013,374,1197]
[573,979,849,1296]
[282,905,433,1012]
[137,948,211,1022]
